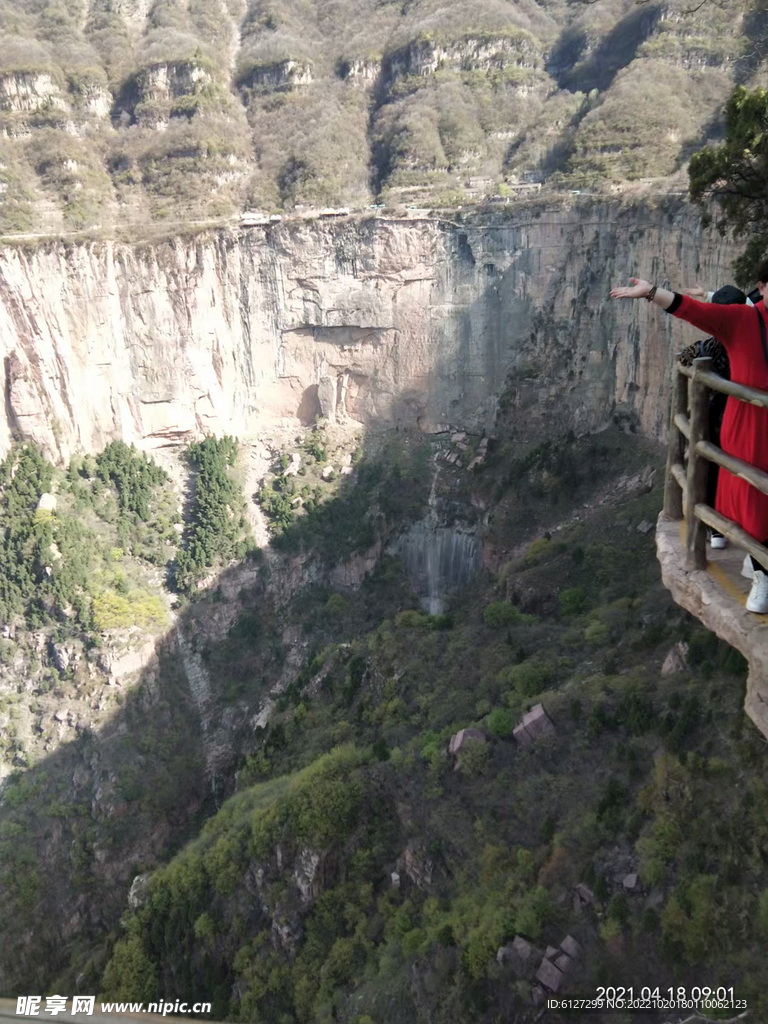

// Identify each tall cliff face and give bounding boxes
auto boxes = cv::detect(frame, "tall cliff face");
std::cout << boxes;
[0,202,733,464]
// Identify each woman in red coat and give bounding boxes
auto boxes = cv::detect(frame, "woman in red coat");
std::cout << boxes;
[611,265,768,613]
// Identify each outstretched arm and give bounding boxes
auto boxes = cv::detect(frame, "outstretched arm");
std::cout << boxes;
[610,277,742,345]
[610,278,676,308]
[683,285,711,301]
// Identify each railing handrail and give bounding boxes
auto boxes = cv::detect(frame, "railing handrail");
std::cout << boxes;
[677,362,768,410]
[664,356,768,572]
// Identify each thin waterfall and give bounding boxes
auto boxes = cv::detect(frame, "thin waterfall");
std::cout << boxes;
[394,452,481,612]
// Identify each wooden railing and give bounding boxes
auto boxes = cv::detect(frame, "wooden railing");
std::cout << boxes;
[664,355,768,571]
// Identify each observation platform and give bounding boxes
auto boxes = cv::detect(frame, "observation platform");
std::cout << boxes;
[656,514,768,737]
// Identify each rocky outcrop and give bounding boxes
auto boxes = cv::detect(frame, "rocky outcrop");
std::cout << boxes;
[0,72,67,113]
[134,61,214,104]
[238,59,313,94]
[337,57,381,86]
[385,32,541,82]
[0,203,734,465]
[656,514,768,739]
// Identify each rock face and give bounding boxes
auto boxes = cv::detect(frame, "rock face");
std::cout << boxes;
[134,61,214,105]
[656,514,768,739]
[0,203,733,465]
[0,73,67,113]
[239,60,313,94]
[385,34,541,84]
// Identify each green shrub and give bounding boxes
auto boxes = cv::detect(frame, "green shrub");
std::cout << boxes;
[486,707,513,739]
[499,657,553,698]
[608,893,630,926]
[482,601,520,627]
[584,621,609,646]
[325,593,349,615]
[96,441,168,519]
[173,436,250,592]
[457,738,490,777]
[559,587,586,616]
[514,885,553,941]
[395,609,430,628]
[523,537,550,566]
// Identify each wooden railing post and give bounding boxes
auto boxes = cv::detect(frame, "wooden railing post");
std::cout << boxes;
[663,365,688,519]
[686,356,712,570]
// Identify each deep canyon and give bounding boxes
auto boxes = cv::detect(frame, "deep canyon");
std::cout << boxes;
[0,200,750,1010]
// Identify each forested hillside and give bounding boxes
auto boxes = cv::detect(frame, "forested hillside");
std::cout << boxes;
[0,0,765,232]
[0,423,764,1023]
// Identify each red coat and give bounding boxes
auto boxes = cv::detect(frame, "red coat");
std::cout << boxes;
[672,295,768,542]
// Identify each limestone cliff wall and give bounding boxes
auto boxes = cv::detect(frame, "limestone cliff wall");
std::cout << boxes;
[0,201,735,463]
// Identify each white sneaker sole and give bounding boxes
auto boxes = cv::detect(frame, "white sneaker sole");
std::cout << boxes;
[742,555,754,580]
[710,537,727,549]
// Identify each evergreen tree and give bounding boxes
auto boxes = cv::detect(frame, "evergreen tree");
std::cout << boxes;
[689,86,768,283]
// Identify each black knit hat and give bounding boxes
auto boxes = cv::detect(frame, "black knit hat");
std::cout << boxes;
[712,285,747,305]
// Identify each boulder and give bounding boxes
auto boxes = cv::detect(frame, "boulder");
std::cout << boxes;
[661,642,689,676]
[512,935,533,962]
[574,883,594,906]
[37,492,57,512]
[622,872,639,892]
[496,935,535,975]
[544,945,559,960]
[496,944,515,965]
[636,519,654,535]
[294,847,321,904]
[321,465,335,481]
[531,986,546,1007]
[449,727,486,756]
[317,376,336,420]
[128,872,151,909]
[402,840,434,888]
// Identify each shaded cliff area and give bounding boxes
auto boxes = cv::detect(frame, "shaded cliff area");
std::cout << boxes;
[0,423,761,1023]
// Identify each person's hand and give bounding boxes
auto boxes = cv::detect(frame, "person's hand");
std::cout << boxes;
[610,278,651,300]
[684,285,707,299]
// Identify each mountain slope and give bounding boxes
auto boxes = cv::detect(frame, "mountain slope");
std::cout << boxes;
[0,0,760,233]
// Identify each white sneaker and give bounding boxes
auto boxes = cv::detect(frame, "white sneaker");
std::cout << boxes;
[710,533,727,549]
[747,569,768,613]
[742,554,755,580]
